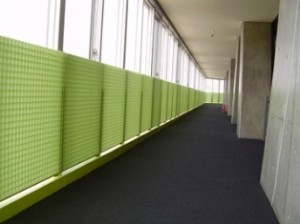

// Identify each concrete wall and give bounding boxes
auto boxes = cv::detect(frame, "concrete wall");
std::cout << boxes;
[231,37,241,124]
[237,22,272,139]
[261,0,300,223]
[227,59,235,116]
[224,71,228,106]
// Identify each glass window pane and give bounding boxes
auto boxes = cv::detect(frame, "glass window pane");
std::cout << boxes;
[212,79,220,93]
[166,33,174,82]
[0,0,56,48]
[189,61,196,88]
[140,3,154,75]
[101,0,126,67]
[219,80,224,93]
[171,39,178,83]
[206,79,213,92]
[125,0,143,72]
[64,0,92,58]
[181,51,189,86]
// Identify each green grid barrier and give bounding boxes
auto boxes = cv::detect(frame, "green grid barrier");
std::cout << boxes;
[212,93,219,103]
[151,78,161,127]
[0,35,209,216]
[62,55,103,170]
[201,91,206,105]
[176,86,182,115]
[206,92,222,104]
[0,37,64,200]
[206,92,213,103]
[181,87,188,113]
[140,76,153,133]
[189,89,195,109]
[101,65,126,151]
[166,82,173,120]
[160,81,168,123]
[125,72,142,140]
[219,93,224,103]
[195,91,199,106]
[171,84,177,118]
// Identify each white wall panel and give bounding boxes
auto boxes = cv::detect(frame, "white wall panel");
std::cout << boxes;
[261,0,300,223]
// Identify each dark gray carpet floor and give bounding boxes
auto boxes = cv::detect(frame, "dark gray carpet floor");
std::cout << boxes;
[4,104,279,224]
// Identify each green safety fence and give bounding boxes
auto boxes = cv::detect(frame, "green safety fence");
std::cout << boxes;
[101,65,126,151]
[0,36,207,211]
[0,37,64,201]
[151,78,162,127]
[160,81,168,124]
[140,76,153,133]
[62,55,102,170]
[205,92,224,104]
[125,72,142,140]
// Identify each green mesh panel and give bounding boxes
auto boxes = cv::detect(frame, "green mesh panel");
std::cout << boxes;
[0,37,63,200]
[212,93,219,103]
[101,65,126,151]
[189,89,195,109]
[125,72,142,140]
[171,84,178,118]
[166,83,173,120]
[140,76,153,132]
[219,93,224,104]
[195,91,199,106]
[151,78,161,127]
[62,55,102,170]
[176,86,182,115]
[181,87,188,113]
[206,92,213,103]
[160,81,168,123]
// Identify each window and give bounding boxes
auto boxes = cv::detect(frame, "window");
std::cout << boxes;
[219,80,224,94]
[140,3,154,75]
[179,49,189,86]
[0,0,59,48]
[152,20,169,80]
[195,69,200,90]
[63,0,93,58]
[166,33,178,83]
[189,61,196,88]
[101,0,127,67]
[125,0,143,72]
[200,75,206,92]
[206,79,213,93]
[212,79,220,93]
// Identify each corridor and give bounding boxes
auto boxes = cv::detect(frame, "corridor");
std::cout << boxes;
[4,105,278,224]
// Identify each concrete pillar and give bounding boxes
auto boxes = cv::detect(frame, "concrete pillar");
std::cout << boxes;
[227,58,235,116]
[237,22,272,139]
[231,37,241,124]
[223,72,228,106]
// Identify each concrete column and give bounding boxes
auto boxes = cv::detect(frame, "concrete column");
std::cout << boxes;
[227,58,235,116]
[231,37,241,124]
[237,22,272,139]
[223,71,229,107]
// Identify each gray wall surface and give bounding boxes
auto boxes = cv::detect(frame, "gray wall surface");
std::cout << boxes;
[237,22,272,139]
[231,37,241,124]
[261,0,300,223]
[227,59,235,116]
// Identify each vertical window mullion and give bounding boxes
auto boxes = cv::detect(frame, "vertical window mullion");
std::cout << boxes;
[90,0,104,61]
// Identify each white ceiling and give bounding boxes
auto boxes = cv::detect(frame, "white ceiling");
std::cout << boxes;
[157,0,280,79]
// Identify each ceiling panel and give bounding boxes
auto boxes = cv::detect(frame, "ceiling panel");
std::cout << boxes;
[157,0,279,79]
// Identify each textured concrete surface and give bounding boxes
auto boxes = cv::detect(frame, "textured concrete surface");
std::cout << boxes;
[261,0,300,223]
[231,37,241,124]
[227,59,235,116]
[237,22,272,139]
